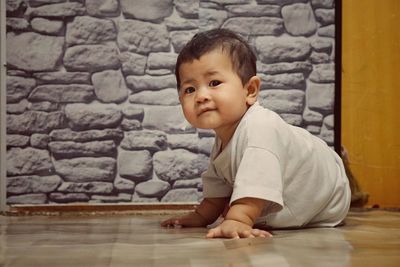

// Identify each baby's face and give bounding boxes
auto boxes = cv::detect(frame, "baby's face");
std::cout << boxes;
[178,49,250,138]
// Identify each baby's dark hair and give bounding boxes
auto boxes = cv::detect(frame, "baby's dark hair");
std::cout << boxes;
[175,28,257,89]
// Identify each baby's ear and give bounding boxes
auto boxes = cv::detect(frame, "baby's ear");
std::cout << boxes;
[245,76,261,105]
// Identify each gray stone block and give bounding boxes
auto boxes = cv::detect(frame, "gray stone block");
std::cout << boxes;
[7,32,64,71]
[153,149,208,183]
[118,150,152,182]
[54,157,116,183]
[7,147,53,176]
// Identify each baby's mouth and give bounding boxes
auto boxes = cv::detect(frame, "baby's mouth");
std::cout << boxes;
[198,107,216,116]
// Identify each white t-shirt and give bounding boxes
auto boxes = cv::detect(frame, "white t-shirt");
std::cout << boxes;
[201,102,351,228]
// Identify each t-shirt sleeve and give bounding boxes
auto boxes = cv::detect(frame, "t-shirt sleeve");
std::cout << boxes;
[201,166,233,198]
[230,146,284,211]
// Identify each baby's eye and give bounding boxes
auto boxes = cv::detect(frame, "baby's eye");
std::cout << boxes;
[184,87,195,94]
[209,80,221,87]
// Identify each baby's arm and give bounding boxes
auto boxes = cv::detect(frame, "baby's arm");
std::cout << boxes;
[206,197,271,239]
[161,197,229,227]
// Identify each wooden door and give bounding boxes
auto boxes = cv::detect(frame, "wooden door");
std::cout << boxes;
[342,0,400,207]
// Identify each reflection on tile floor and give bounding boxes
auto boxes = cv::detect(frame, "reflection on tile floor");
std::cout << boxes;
[0,210,399,266]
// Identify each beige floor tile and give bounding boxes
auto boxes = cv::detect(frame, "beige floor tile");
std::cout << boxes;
[1,210,399,267]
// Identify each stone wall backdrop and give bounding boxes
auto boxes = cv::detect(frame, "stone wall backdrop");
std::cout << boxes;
[5,0,336,205]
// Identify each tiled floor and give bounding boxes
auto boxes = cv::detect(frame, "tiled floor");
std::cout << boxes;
[0,210,399,266]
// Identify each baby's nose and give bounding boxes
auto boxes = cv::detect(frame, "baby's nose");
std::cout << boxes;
[195,87,210,103]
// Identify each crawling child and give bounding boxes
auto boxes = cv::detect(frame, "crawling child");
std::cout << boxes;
[161,28,351,239]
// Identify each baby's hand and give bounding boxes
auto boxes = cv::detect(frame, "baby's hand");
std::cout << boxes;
[206,219,272,239]
[161,212,207,228]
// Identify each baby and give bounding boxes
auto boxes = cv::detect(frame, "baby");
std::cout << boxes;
[161,28,351,239]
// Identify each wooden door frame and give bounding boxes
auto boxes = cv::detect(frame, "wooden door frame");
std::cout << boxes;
[334,0,343,155]
[1,0,8,212]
